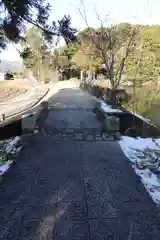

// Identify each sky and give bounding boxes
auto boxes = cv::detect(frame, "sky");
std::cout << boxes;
[1,0,160,61]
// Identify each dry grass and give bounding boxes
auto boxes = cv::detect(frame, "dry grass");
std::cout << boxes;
[144,104,160,128]
[0,79,38,89]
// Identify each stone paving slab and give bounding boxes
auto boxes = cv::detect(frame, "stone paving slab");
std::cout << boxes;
[84,177,117,219]
[56,202,87,221]
[55,219,89,240]
[0,86,160,239]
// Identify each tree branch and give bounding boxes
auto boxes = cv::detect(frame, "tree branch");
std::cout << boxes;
[21,15,57,36]
[115,27,137,87]
[77,0,111,73]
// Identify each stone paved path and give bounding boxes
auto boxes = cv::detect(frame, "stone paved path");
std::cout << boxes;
[0,85,160,239]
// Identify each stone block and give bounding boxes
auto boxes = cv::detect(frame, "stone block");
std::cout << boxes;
[21,112,38,134]
[104,115,119,133]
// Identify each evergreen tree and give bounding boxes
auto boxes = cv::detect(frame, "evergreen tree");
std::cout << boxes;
[0,0,77,49]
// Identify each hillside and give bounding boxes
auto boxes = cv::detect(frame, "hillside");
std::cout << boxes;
[0,60,23,73]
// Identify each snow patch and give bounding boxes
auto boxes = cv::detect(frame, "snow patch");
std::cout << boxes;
[0,162,11,176]
[101,102,123,113]
[119,136,160,205]
[135,167,160,204]
[0,136,21,176]
[4,136,20,153]
[93,97,123,113]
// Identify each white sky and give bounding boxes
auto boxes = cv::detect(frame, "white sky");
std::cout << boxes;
[1,0,160,61]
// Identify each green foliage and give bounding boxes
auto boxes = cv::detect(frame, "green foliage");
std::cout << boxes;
[0,153,15,165]
[59,42,80,60]
[21,25,80,82]
[124,25,160,115]
[125,26,160,83]
[21,26,55,82]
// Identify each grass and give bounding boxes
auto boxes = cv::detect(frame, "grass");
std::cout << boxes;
[0,153,15,165]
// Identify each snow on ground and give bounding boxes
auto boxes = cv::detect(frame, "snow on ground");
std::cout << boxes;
[0,136,21,176]
[119,136,160,205]
[0,162,10,174]
[4,136,20,153]
[92,96,123,113]
[100,101,123,113]
[92,96,152,121]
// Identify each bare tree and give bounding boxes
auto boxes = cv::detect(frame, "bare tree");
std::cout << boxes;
[77,0,138,102]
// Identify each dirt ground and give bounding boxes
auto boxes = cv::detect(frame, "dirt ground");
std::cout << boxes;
[0,82,28,103]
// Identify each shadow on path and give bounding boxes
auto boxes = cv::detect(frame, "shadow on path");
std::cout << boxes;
[0,87,160,239]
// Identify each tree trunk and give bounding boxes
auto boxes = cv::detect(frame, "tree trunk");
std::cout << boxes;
[110,89,117,104]
[132,79,136,112]
[110,78,117,104]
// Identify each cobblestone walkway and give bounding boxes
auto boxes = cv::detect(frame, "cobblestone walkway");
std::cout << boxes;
[0,87,160,239]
